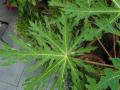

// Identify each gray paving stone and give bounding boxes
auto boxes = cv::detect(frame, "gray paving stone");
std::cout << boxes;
[0,62,25,86]
[0,82,16,90]
[16,86,24,90]
[17,62,54,90]
[0,0,26,86]
[0,0,18,22]
[16,62,42,90]
[2,18,18,46]
[0,0,18,46]
[0,1,26,90]
[0,1,44,90]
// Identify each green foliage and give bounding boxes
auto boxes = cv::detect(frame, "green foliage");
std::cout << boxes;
[0,14,100,90]
[97,58,120,90]
[10,0,37,6]
[98,68,120,90]
[86,76,98,90]
[97,42,120,90]
[0,0,120,90]
[10,0,38,17]
[50,0,120,35]
[50,0,120,18]
[97,41,120,90]
[15,18,30,37]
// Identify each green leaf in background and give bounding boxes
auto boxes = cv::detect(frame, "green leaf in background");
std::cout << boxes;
[111,58,120,69]
[50,0,120,21]
[97,68,120,90]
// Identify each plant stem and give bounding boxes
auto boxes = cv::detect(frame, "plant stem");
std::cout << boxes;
[97,38,112,58]
[116,36,120,57]
[75,57,113,68]
[83,60,114,68]
[113,35,116,58]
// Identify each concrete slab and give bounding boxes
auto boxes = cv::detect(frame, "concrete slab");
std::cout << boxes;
[0,62,25,86]
[0,1,25,89]
[0,0,18,22]
[0,81,16,90]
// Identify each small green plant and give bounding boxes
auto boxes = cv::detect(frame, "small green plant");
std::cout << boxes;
[0,14,101,90]
[0,0,120,90]
[10,0,38,17]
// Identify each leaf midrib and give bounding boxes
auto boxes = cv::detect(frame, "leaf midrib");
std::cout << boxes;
[65,9,120,13]
[15,53,65,57]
